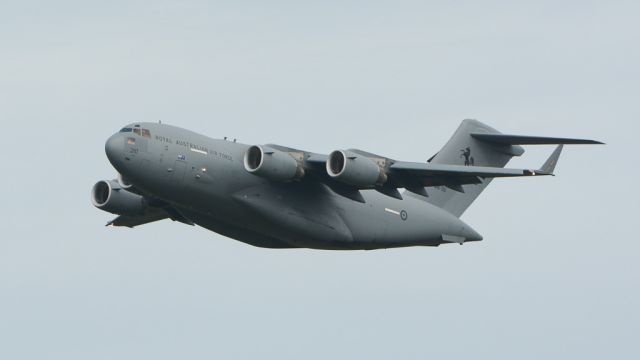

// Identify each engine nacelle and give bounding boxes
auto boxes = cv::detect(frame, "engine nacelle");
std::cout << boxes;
[117,173,134,190]
[243,145,305,181]
[91,180,146,215]
[326,150,388,187]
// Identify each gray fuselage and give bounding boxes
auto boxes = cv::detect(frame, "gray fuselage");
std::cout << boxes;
[104,122,482,250]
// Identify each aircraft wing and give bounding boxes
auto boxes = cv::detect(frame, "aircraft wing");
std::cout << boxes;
[386,158,557,192]
[107,209,169,227]
[389,143,565,186]
[106,205,194,228]
[302,145,564,199]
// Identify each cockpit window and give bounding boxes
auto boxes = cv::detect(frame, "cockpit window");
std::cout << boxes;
[121,126,150,137]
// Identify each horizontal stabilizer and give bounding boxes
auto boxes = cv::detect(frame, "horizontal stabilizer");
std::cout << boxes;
[471,133,603,145]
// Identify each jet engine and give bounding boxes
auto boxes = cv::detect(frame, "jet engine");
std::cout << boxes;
[326,150,388,187]
[243,145,305,181]
[115,172,145,195]
[91,180,146,215]
[117,173,134,190]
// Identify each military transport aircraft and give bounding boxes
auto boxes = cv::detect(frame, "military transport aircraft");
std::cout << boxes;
[92,119,601,250]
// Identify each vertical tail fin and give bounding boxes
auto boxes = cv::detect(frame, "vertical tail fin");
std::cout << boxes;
[415,119,524,217]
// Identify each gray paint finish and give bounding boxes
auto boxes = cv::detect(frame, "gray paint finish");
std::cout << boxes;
[93,120,597,250]
[2,1,637,358]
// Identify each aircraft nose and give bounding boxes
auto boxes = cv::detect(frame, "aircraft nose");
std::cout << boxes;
[105,134,123,165]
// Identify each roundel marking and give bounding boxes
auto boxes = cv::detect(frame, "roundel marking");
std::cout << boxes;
[400,210,408,221]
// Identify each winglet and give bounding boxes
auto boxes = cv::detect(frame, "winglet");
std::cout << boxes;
[537,144,563,175]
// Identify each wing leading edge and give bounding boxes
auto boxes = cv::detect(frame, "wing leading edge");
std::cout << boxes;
[470,133,604,145]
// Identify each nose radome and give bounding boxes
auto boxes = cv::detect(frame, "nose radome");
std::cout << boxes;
[105,134,123,166]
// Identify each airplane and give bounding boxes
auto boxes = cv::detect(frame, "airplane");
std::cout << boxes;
[91,119,602,250]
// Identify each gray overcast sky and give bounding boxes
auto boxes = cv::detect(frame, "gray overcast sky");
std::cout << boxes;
[1,1,638,359]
